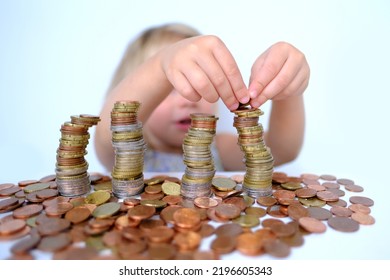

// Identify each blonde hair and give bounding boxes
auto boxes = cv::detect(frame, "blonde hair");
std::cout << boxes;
[107,23,201,94]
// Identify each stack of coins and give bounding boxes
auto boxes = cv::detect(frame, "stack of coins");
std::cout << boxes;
[233,106,274,197]
[55,114,101,196]
[110,100,146,198]
[181,113,218,199]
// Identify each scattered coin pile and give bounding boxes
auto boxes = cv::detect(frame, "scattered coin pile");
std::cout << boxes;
[110,101,146,198]
[181,113,219,199]
[233,106,274,198]
[0,172,375,260]
[55,115,101,196]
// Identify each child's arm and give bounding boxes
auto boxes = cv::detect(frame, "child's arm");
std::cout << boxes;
[95,35,250,170]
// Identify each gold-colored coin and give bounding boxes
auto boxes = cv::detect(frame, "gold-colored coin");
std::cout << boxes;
[85,191,111,205]
[211,177,236,191]
[161,182,181,196]
[140,199,167,209]
[23,182,51,194]
[92,202,120,219]
[232,214,260,228]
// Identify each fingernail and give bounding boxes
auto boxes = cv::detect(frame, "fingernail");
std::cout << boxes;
[239,95,250,104]
[249,90,258,99]
[251,100,260,108]
[229,102,239,111]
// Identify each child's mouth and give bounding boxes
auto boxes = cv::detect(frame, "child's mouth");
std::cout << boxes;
[175,118,191,131]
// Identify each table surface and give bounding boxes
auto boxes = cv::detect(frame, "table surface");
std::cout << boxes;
[0,171,388,260]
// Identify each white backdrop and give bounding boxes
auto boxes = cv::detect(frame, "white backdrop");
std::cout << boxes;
[0,0,389,258]
[1,0,389,185]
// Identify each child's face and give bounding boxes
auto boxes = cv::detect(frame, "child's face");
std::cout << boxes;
[144,90,217,152]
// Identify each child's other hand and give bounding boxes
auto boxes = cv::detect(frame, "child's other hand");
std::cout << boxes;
[248,42,310,108]
[160,35,250,111]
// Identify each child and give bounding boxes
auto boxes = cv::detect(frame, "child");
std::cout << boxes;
[95,23,309,172]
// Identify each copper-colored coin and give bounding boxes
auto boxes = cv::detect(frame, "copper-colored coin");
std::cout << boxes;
[262,218,284,228]
[144,184,162,194]
[307,184,326,192]
[65,206,91,224]
[140,192,164,201]
[307,207,332,220]
[210,235,236,254]
[288,204,309,221]
[119,240,148,259]
[127,204,156,221]
[42,196,70,208]
[298,217,326,233]
[146,225,174,243]
[270,222,297,237]
[193,250,219,260]
[53,246,100,260]
[245,206,266,218]
[328,216,359,232]
[348,203,371,214]
[18,179,39,187]
[322,182,340,189]
[230,174,244,184]
[327,188,345,197]
[215,223,243,237]
[320,174,337,181]
[256,196,277,207]
[222,196,247,211]
[162,195,183,205]
[160,205,182,224]
[45,202,74,216]
[139,219,165,233]
[345,184,364,192]
[37,232,72,252]
[148,243,176,260]
[0,219,26,235]
[0,225,31,241]
[327,199,348,207]
[316,191,339,202]
[13,204,43,219]
[0,183,15,191]
[194,197,218,208]
[236,232,263,256]
[121,227,145,242]
[35,188,58,199]
[123,198,140,207]
[199,223,215,238]
[263,238,290,258]
[280,231,304,247]
[266,205,288,218]
[337,178,354,185]
[0,197,19,210]
[330,206,353,217]
[173,208,201,228]
[273,189,296,201]
[102,229,122,247]
[349,196,374,207]
[295,188,317,198]
[37,217,71,236]
[351,212,375,225]
[214,203,241,220]
[10,233,40,255]
[0,185,21,197]
[174,231,202,251]
[301,173,320,180]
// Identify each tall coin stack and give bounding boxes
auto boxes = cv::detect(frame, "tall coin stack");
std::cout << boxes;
[55,114,101,196]
[110,100,146,198]
[181,113,218,199]
[233,106,274,197]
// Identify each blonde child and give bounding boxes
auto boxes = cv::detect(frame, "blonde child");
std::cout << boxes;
[95,23,309,172]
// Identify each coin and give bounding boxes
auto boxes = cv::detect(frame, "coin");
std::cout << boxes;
[210,235,236,255]
[298,217,326,233]
[327,217,359,232]
[344,184,364,192]
[0,219,26,235]
[351,212,375,225]
[330,206,353,217]
[212,177,236,191]
[85,191,111,205]
[349,196,374,207]
[92,202,120,219]
[232,214,260,228]
[173,208,201,229]
[348,204,371,214]
[263,238,290,258]
[307,207,332,220]
[214,204,241,220]
[13,204,43,219]
[174,231,202,251]
[161,182,181,196]
[236,232,263,256]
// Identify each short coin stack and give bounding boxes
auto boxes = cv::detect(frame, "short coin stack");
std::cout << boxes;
[233,106,274,198]
[110,101,146,198]
[55,114,101,196]
[181,113,218,199]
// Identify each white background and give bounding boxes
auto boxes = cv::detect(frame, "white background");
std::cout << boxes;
[0,0,389,260]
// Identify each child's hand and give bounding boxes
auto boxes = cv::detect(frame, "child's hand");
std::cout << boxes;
[248,42,310,107]
[160,35,250,111]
